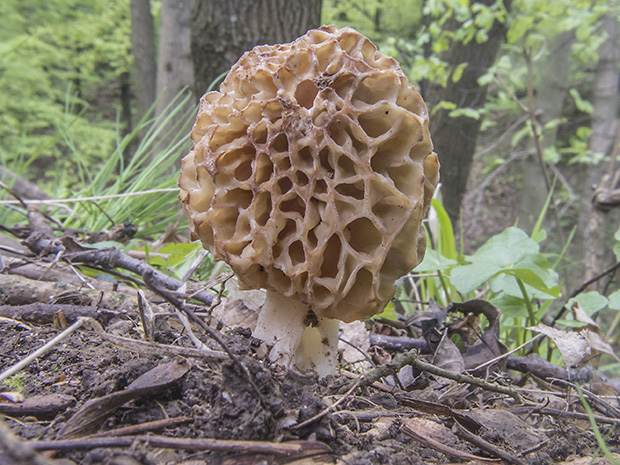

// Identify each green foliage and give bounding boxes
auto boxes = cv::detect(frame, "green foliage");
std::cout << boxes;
[0,0,132,181]
[576,384,620,465]
[1,91,195,237]
[2,374,25,392]
[151,242,222,282]
[403,196,620,361]
[322,0,424,79]
[451,227,560,298]
[56,92,196,236]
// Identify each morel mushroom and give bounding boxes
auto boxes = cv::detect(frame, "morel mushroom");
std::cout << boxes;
[179,25,439,377]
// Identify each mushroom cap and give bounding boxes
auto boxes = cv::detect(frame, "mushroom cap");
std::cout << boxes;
[179,25,439,323]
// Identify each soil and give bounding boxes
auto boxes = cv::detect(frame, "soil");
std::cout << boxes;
[1,297,619,465]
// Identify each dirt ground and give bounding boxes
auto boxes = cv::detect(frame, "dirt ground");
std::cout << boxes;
[1,279,620,465]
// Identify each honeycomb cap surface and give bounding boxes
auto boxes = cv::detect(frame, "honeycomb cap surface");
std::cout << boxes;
[179,25,439,323]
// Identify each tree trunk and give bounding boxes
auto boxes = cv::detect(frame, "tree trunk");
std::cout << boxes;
[130,0,157,121]
[156,0,194,119]
[580,14,620,289]
[428,0,512,223]
[190,0,323,97]
[518,30,575,231]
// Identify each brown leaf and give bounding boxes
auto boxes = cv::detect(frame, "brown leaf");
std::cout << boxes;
[401,417,497,462]
[528,323,589,367]
[57,360,189,439]
[448,300,507,373]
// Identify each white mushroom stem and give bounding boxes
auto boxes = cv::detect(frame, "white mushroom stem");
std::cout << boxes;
[253,290,339,378]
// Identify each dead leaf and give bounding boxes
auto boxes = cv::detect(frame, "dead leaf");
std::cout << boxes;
[448,300,507,373]
[57,360,189,439]
[339,320,370,365]
[433,332,465,374]
[401,417,498,462]
[0,392,24,403]
[528,323,589,367]
[583,329,620,363]
[464,409,543,452]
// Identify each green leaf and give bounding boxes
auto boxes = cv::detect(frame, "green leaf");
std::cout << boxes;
[469,227,538,265]
[373,301,399,321]
[614,226,620,261]
[416,248,458,272]
[451,262,502,294]
[448,107,481,119]
[431,198,458,260]
[490,271,559,300]
[452,62,467,82]
[569,88,594,114]
[567,292,609,316]
[608,290,620,311]
[490,294,529,318]
[449,227,559,297]
[507,15,533,43]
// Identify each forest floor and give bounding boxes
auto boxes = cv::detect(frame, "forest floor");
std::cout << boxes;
[1,191,620,465]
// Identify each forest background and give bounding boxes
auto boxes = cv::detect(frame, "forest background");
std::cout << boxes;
[1,0,620,362]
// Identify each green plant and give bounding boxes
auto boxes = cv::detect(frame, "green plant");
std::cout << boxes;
[2,374,25,392]
[396,197,566,357]
[56,92,196,237]
[576,384,619,465]
[0,0,132,170]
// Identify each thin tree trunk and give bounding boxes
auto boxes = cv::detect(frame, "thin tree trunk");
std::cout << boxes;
[156,0,194,119]
[120,72,133,137]
[130,0,157,121]
[581,14,620,289]
[427,0,512,223]
[518,30,575,231]
[191,0,323,97]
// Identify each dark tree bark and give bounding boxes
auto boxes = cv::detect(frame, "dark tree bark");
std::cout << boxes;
[190,0,323,97]
[130,0,157,120]
[428,0,512,222]
[120,72,133,137]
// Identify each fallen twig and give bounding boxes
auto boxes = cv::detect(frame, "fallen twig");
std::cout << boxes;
[96,330,227,361]
[148,277,268,407]
[30,435,332,458]
[509,405,620,426]
[0,317,89,384]
[22,235,214,306]
[0,303,125,326]
[342,350,523,403]
[454,421,527,465]
[0,418,55,465]
[91,416,193,437]
[401,419,499,463]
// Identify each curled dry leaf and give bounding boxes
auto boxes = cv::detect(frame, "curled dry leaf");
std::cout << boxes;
[571,302,620,363]
[528,323,589,367]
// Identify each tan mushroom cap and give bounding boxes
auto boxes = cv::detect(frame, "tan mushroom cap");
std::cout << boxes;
[179,25,439,323]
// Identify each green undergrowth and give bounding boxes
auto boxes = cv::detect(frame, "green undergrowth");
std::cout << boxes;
[388,196,620,369]
[1,91,196,237]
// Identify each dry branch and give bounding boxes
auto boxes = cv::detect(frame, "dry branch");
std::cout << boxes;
[21,235,214,306]
[343,349,523,403]
[30,435,332,458]
[0,418,55,465]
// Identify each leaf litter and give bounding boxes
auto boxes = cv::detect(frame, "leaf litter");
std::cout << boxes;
[1,230,620,464]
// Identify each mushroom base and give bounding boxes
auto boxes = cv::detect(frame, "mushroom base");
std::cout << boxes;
[253,290,339,378]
